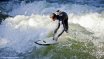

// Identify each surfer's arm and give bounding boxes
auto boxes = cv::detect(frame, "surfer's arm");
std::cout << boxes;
[54,20,60,35]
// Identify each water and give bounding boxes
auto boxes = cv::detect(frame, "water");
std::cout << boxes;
[0,0,104,59]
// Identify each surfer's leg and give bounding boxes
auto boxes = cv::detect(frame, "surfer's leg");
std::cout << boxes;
[54,21,60,34]
[64,19,68,33]
[62,19,68,33]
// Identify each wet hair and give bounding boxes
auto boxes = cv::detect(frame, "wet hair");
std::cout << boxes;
[50,13,56,18]
[50,13,57,21]
[52,13,57,17]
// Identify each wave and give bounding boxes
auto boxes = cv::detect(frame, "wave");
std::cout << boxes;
[0,0,104,59]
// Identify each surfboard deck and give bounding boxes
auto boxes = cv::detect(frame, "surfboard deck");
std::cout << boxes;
[35,37,58,45]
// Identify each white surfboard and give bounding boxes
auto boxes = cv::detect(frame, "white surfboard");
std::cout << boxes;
[35,37,58,45]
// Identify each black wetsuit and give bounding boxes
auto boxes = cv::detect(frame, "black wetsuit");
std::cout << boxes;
[53,11,68,40]
[57,12,68,31]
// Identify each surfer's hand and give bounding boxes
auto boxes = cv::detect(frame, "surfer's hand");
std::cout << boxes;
[53,37,58,41]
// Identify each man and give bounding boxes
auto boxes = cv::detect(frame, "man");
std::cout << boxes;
[50,10,68,41]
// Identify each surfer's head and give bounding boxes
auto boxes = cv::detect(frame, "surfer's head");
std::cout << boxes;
[50,13,57,21]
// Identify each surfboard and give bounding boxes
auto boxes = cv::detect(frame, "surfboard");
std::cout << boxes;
[35,37,58,45]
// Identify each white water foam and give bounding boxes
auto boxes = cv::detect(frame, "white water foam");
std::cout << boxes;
[0,15,57,53]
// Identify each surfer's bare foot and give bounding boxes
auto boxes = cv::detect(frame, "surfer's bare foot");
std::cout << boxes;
[65,30,68,33]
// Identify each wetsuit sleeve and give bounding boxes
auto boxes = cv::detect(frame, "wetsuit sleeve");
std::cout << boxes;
[54,20,60,35]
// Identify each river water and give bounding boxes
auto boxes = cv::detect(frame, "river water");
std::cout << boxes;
[0,0,104,59]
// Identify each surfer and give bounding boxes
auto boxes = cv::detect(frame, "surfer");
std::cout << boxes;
[50,10,68,41]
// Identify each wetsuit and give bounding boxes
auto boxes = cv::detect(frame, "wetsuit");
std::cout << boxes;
[53,11,68,40]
